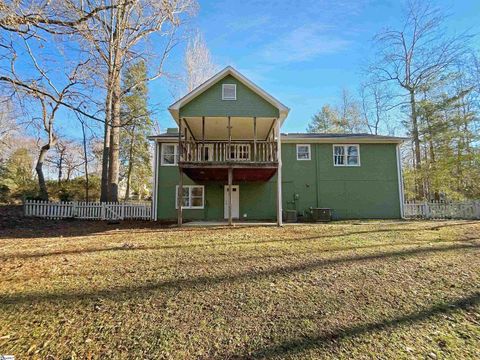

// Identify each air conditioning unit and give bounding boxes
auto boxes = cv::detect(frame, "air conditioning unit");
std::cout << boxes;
[284,210,297,223]
[311,208,331,222]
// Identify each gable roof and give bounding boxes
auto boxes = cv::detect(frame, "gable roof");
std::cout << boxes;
[168,66,290,122]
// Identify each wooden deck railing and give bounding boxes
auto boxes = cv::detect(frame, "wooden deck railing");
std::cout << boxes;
[180,140,278,163]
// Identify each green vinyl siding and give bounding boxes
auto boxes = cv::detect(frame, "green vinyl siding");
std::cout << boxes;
[281,143,401,219]
[156,142,401,221]
[239,181,276,220]
[156,165,276,221]
[179,74,279,118]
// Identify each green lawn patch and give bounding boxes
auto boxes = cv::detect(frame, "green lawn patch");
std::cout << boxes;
[1,220,479,358]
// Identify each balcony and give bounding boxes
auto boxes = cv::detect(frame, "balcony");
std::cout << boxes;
[180,140,278,164]
[179,140,278,182]
[177,116,280,182]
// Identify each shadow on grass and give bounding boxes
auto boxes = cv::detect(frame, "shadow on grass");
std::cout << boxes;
[233,291,480,359]
[1,207,478,240]
[1,234,477,262]
[1,217,478,260]
[1,242,478,307]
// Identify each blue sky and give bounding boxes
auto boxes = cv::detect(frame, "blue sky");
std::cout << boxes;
[152,0,480,135]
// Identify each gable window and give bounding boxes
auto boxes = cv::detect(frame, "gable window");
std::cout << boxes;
[222,84,236,100]
[333,144,360,166]
[161,143,178,166]
[175,185,204,209]
[296,144,311,160]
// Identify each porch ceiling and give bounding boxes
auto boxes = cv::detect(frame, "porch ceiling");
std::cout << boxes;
[183,116,275,141]
[183,166,277,182]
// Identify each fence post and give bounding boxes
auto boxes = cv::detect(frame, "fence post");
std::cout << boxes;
[475,201,480,219]
[101,202,106,220]
[72,201,78,218]
[424,202,430,219]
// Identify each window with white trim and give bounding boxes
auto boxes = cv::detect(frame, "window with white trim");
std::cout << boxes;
[333,144,360,166]
[161,143,178,166]
[296,144,311,160]
[222,84,236,100]
[175,185,204,209]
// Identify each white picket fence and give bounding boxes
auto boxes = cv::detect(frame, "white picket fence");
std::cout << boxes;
[24,200,152,220]
[404,200,480,220]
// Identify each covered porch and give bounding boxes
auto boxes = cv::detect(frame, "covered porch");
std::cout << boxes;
[176,115,283,227]
[178,115,279,166]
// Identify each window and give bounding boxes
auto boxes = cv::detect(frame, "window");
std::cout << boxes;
[296,144,311,160]
[222,84,236,100]
[161,143,178,166]
[333,144,360,166]
[175,185,204,209]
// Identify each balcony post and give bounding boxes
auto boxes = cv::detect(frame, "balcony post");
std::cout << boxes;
[272,122,276,162]
[228,167,233,226]
[253,117,257,162]
[228,116,231,160]
[202,116,205,161]
[276,118,282,226]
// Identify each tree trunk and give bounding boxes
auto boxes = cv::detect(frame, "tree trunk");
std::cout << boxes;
[58,152,63,184]
[100,86,112,202]
[409,89,424,199]
[36,144,51,200]
[125,126,135,200]
[108,74,121,202]
[81,120,89,202]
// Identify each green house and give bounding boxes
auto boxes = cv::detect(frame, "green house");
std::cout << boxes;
[150,66,406,225]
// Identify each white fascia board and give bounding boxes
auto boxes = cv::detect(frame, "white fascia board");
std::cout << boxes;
[280,137,407,144]
[168,66,290,123]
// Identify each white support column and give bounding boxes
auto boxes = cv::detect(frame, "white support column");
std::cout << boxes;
[228,167,233,226]
[152,141,159,221]
[253,117,257,162]
[178,118,183,227]
[276,118,282,226]
[396,144,405,219]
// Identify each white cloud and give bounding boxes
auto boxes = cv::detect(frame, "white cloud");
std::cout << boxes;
[227,15,272,32]
[260,24,350,64]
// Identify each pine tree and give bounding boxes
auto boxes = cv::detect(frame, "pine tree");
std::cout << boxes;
[120,61,153,200]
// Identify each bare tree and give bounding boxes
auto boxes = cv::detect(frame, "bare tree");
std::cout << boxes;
[369,0,469,198]
[184,31,217,92]
[359,82,394,135]
[338,89,364,133]
[64,0,197,201]
[0,97,17,154]
[1,0,196,202]
[0,1,107,199]
[31,80,81,200]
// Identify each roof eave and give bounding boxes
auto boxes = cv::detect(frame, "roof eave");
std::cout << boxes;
[281,136,407,144]
[168,66,289,123]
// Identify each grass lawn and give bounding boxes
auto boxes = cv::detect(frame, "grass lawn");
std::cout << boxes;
[1,216,479,359]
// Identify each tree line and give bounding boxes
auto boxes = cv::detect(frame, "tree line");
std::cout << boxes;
[307,1,480,201]
[0,0,217,203]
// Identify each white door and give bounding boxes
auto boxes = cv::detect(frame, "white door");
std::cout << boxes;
[224,185,239,219]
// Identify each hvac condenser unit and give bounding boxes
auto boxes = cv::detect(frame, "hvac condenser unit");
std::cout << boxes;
[311,208,332,222]
[284,210,298,223]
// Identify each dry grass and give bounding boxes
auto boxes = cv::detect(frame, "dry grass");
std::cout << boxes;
[0,216,479,359]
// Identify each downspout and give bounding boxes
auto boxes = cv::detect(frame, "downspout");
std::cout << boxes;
[152,141,159,221]
[315,144,320,207]
[396,144,405,219]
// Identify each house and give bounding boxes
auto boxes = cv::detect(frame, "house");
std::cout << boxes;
[149,66,405,225]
